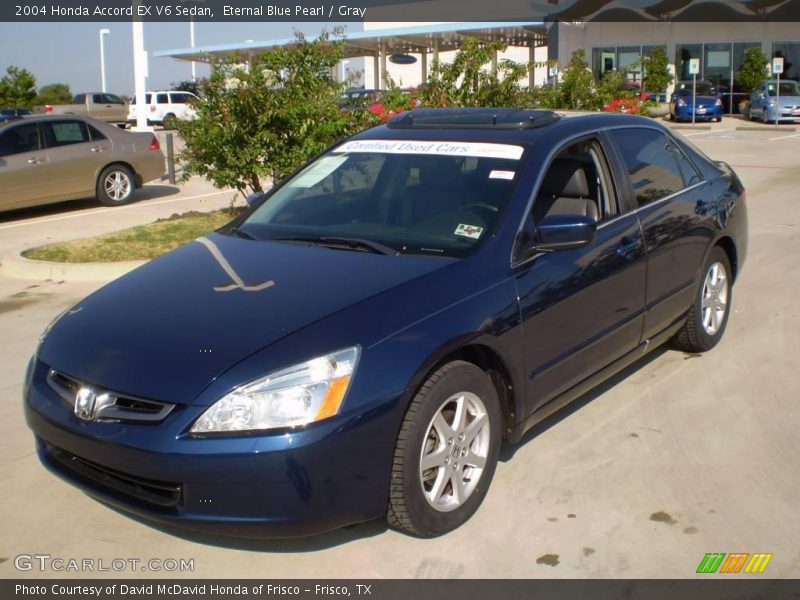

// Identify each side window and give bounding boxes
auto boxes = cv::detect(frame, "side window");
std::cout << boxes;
[87,124,107,141]
[43,120,90,148]
[156,93,169,104]
[92,94,104,104]
[608,128,685,208]
[533,139,616,224]
[170,93,189,104]
[104,94,123,104]
[73,94,86,104]
[0,123,40,157]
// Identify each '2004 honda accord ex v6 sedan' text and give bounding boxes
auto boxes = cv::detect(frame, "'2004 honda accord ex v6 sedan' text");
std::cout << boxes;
[24,109,747,538]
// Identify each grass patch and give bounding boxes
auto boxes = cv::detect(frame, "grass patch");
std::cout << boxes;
[24,209,240,263]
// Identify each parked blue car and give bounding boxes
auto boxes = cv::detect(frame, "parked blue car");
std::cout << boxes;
[24,109,748,538]
[669,80,724,122]
[748,79,800,123]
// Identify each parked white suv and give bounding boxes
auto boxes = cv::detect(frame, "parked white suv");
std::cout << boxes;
[127,91,199,128]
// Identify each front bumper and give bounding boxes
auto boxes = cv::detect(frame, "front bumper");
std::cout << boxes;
[24,360,399,538]
[767,105,800,120]
[675,105,723,121]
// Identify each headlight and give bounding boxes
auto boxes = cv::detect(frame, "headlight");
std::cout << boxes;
[191,347,360,433]
[677,98,687,107]
[715,98,722,106]
[768,100,777,107]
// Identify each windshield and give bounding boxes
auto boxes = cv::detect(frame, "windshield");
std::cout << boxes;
[766,81,800,96]
[236,139,525,258]
[678,82,717,96]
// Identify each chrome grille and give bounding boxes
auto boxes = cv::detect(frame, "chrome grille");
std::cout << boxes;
[47,369,175,423]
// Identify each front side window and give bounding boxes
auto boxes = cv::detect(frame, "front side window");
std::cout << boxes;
[237,140,526,257]
[103,94,124,104]
[43,120,90,148]
[0,123,40,157]
[170,93,192,104]
[609,128,687,207]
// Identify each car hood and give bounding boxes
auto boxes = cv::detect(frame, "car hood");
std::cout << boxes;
[39,232,452,404]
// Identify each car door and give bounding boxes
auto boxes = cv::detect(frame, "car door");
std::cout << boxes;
[606,126,716,341]
[0,122,52,211]
[41,119,110,199]
[513,136,647,414]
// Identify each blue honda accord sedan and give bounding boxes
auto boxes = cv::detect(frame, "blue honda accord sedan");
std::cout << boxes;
[25,109,747,538]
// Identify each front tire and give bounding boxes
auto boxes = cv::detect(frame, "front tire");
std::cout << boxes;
[673,246,732,353]
[96,165,135,206]
[387,361,502,537]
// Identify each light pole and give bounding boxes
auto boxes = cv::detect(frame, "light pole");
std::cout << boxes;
[99,28,110,92]
[180,0,205,82]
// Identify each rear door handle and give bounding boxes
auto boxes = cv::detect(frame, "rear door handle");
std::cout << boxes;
[616,236,641,259]
[27,157,44,164]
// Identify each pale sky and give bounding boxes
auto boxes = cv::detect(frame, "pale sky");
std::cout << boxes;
[0,21,363,95]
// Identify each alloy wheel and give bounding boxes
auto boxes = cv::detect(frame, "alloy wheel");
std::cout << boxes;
[419,391,491,512]
[701,261,728,336]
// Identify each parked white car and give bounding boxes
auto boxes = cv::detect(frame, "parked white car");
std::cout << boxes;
[127,91,199,128]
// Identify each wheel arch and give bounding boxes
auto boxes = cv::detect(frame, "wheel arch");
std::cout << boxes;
[402,342,522,441]
[713,235,739,282]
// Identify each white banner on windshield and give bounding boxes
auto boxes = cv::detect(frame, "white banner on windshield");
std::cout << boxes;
[333,139,524,161]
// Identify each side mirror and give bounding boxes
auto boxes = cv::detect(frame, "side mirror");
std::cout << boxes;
[535,215,597,251]
[245,192,265,207]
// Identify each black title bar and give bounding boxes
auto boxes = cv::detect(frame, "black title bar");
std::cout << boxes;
[2,0,800,22]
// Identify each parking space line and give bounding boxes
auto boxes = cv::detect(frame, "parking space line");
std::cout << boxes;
[768,132,800,141]
[0,189,235,231]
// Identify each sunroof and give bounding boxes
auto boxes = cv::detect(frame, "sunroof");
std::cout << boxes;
[387,108,560,130]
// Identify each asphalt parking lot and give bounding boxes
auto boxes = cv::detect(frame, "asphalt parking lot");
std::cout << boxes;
[1,116,798,579]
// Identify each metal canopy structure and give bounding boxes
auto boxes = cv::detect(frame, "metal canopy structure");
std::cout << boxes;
[153,21,548,88]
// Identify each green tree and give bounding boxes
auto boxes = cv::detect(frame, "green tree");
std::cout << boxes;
[0,66,37,108]
[34,83,72,106]
[595,69,633,107]
[176,31,364,195]
[421,37,529,108]
[641,47,673,95]
[558,49,598,110]
[736,47,768,93]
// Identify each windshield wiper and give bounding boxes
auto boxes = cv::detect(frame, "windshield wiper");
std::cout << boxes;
[274,236,399,256]
[228,226,258,240]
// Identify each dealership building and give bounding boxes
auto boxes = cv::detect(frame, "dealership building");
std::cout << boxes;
[156,13,800,114]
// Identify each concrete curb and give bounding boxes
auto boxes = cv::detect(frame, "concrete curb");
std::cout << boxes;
[735,126,797,132]
[0,252,145,282]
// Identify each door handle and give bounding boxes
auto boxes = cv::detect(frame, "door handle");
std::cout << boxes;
[90,146,104,153]
[616,237,641,259]
[27,157,43,164]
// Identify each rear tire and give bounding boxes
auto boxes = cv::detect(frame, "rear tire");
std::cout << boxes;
[96,165,135,206]
[387,361,502,537]
[163,113,177,129]
[672,246,732,353]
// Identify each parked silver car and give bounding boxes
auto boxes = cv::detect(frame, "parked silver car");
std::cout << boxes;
[0,115,164,212]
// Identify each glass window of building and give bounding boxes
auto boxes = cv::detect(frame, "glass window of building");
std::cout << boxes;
[772,42,800,82]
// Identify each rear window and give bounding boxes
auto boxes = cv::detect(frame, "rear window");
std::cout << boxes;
[238,139,526,257]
